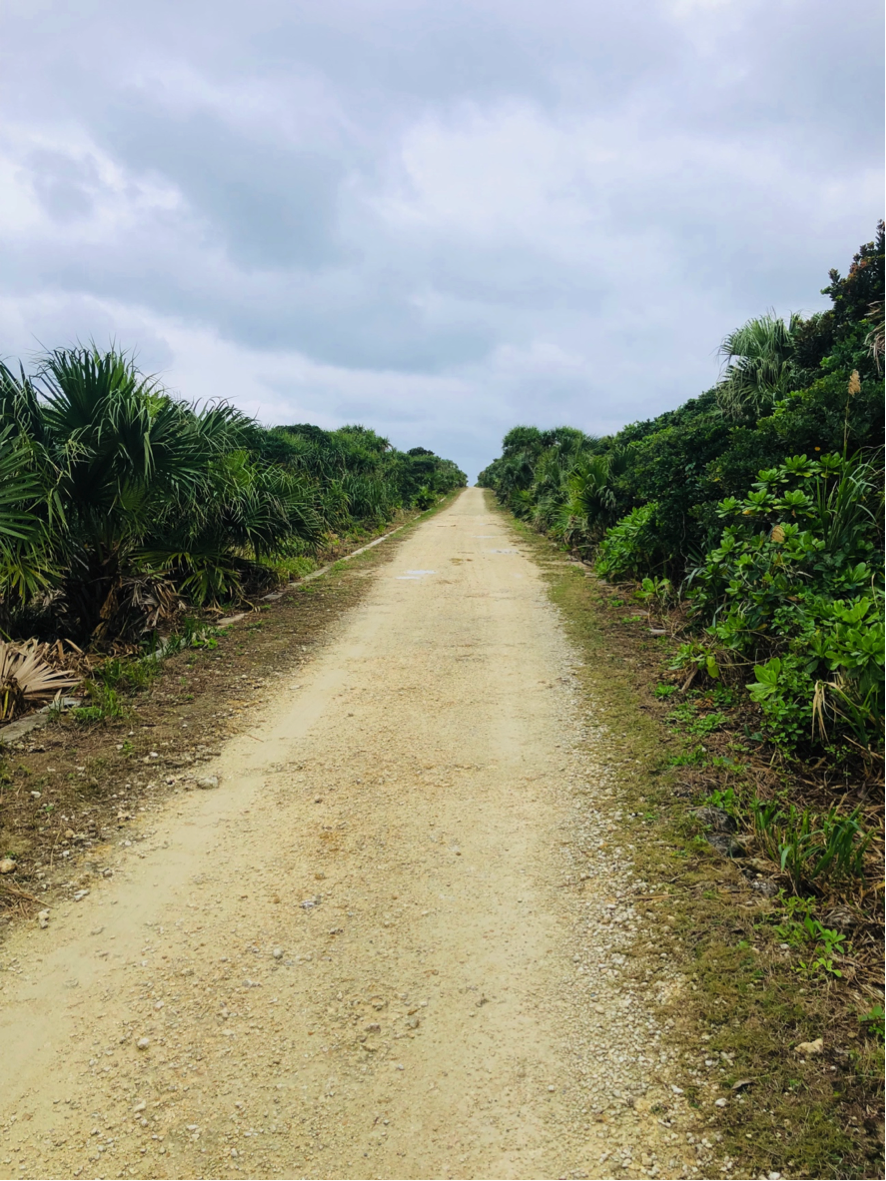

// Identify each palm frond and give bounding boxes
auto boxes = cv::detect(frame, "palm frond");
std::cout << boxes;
[716,311,802,420]
[0,639,80,720]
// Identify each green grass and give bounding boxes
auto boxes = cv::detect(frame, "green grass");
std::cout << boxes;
[266,554,318,581]
[74,681,126,723]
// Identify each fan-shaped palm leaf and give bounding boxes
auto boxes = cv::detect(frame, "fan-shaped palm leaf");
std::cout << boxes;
[716,312,802,420]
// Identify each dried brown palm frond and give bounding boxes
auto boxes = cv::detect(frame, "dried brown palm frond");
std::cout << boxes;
[0,639,81,721]
[811,678,830,744]
[90,574,186,648]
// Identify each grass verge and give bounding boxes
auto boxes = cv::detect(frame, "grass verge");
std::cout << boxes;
[495,494,884,1181]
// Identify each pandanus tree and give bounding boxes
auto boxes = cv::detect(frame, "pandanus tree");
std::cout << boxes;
[0,344,465,645]
[715,312,802,420]
[1,347,324,640]
[0,425,54,611]
[142,447,324,608]
[33,347,259,634]
[553,447,630,551]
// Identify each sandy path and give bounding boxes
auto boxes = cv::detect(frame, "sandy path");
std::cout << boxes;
[0,488,689,1181]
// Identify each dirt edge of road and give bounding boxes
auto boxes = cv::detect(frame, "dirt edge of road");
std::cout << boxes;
[496,497,884,1181]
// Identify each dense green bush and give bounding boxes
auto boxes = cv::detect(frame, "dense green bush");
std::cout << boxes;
[688,453,883,752]
[594,503,662,580]
[0,346,466,645]
[480,225,884,761]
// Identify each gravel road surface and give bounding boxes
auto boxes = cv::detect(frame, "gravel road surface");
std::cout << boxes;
[0,487,693,1180]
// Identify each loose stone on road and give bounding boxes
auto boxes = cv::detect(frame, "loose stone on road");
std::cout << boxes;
[0,487,694,1180]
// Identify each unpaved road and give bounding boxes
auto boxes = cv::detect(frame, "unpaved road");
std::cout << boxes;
[0,488,695,1181]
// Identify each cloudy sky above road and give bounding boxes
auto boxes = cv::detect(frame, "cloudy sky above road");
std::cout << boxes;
[1,0,882,478]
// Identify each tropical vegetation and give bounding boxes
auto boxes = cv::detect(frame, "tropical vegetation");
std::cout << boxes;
[479,224,884,766]
[0,345,465,652]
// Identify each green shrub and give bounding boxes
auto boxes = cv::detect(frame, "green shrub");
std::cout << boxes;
[688,452,884,753]
[413,486,437,510]
[74,680,125,722]
[595,503,662,579]
[480,227,884,768]
[766,896,849,977]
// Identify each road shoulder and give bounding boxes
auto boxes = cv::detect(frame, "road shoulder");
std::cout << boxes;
[494,493,883,1181]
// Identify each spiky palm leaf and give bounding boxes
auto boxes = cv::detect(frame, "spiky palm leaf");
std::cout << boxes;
[716,312,802,420]
[0,428,58,609]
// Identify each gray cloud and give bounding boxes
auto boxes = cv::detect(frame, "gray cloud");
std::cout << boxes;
[27,149,103,222]
[101,108,349,270]
[0,0,881,479]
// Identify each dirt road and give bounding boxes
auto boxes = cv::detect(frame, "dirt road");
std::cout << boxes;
[0,488,692,1180]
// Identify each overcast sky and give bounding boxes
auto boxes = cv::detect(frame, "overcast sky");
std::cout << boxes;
[1,0,882,478]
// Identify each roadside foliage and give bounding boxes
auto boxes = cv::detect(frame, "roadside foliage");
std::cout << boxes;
[0,346,466,666]
[480,232,885,1133]
[480,225,884,771]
